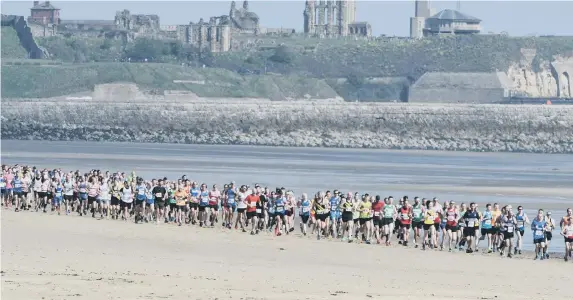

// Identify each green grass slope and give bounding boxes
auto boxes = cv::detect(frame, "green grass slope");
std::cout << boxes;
[0,63,339,99]
[1,27,28,59]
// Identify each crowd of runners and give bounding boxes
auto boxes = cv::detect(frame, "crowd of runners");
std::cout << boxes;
[2,164,573,262]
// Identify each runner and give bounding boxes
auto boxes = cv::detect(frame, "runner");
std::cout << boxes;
[224,182,237,229]
[444,200,459,251]
[560,216,573,262]
[461,202,480,254]
[478,203,494,253]
[189,182,200,225]
[208,184,221,227]
[174,185,187,226]
[298,193,311,236]
[313,192,329,240]
[531,209,547,260]
[422,200,437,250]
[340,194,354,242]
[327,190,340,239]
[273,190,287,236]
[99,178,111,219]
[358,194,372,244]
[52,180,64,215]
[120,181,134,221]
[398,198,412,246]
[491,203,502,252]
[245,188,260,235]
[514,205,530,255]
[144,181,154,223]
[371,195,384,244]
[411,197,425,248]
[381,197,397,246]
[499,205,517,258]
[544,211,556,259]
[152,179,167,224]
[235,185,248,232]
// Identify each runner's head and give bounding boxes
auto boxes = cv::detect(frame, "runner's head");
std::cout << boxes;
[448,200,455,208]
[403,198,409,207]
[546,211,552,218]
[414,197,419,204]
[301,193,307,200]
[506,205,513,215]
[486,203,492,211]
[567,208,572,216]
[212,184,217,190]
[537,209,544,219]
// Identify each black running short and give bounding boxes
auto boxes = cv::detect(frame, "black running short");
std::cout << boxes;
[237,208,246,214]
[156,200,166,209]
[88,196,97,206]
[246,211,256,220]
[64,195,73,201]
[503,231,514,240]
[301,215,310,224]
[381,217,393,226]
[359,217,372,225]
[342,212,353,222]
[446,224,458,232]
[412,221,423,229]
[111,196,120,206]
[463,227,476,237]
[121,201,133,210]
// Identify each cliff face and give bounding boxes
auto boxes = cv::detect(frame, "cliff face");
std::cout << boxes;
[2,99,572,153]
[506,49,573,98]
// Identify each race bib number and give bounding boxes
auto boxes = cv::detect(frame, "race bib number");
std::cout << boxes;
[318,209,328,215]
[447,216,455,222]
[155,193,162,197]
[467,220,475,227]
[374,211,380,217]
[302,207,310,213]
[517,221,524,227]
[507,227,514,233]
[535,230,544,236]
[485,220,492,225]
[276,207,284,213]
[256,209,262,213]
[402,214,410,220]
[138,190,145,195]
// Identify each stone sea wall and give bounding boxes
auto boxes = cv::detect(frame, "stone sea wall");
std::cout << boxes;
[2,99,573,153]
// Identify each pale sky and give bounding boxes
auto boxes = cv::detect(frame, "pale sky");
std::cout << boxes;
[2,1,572,37]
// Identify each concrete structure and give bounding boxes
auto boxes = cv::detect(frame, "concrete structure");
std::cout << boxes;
[303,0,371,38]
[28,1,59,24]
[408,72,515,104]
[410,1,481,38]
[410,0,430,38]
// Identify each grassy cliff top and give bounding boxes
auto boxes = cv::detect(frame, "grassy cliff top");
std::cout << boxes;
[1,27,28,59]
[0,62,339,99]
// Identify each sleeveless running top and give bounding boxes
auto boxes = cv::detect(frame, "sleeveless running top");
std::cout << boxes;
[122,187,133,203]
[136,184,147,200]
[412,204,423,222]
[209,190,220,205]
[359,201,372,219]
[275,197,286,213]
[531,218,546,239]
[300,199,311,216]
[54,186,63,198]
[200,190,209,205]
[329,197,339,212]
[78,183,87,194]
[100,183,110,200]
[383,204,395,218]
[227,189,236,204]
[516,212,526,230]
[446,208,457,226]
[13,179,22,192]
[63,181,74,196]
[400,207,411,224]
[342,201,353,213]
[502,216,515,233]
[481,211,493,229]
[424,210,435,225]
[88,183,99,197]
[190,188,200,203]
[464,211,479,227]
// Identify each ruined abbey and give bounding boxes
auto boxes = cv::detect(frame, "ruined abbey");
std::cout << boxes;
[303,0,371,37]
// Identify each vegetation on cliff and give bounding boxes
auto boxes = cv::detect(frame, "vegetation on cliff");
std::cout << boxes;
[1,27,28,59]
[3,34,573,100]
[0,63,338,99]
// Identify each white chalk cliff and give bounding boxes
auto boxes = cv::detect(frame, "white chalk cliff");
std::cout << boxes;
[506,48,573,98]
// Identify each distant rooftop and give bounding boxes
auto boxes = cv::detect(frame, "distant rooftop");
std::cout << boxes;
[31,1,59,10]
[430,9,481,22]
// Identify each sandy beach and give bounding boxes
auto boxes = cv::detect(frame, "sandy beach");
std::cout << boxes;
[1,210,571,300]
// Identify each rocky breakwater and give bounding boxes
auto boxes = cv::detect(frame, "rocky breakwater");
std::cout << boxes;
[2,99,573,153]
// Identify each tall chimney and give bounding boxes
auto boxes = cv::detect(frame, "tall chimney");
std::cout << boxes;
[33,1,39,7]
[46,1,51,6]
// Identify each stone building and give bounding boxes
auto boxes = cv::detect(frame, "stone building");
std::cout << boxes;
[408,72,515,104]
[303,0,371,38]
[229,0,260,35]
[28,1,59,24]
[179,17,231,53]
[410,0,481,38]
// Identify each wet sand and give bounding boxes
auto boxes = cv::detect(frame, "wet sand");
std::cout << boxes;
[2,210,571,300]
